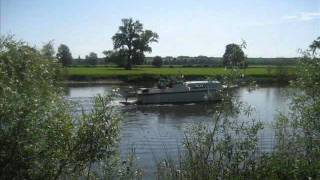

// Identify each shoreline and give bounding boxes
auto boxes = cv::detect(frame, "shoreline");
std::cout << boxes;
[63,76,292,86]
[65,66,295,84]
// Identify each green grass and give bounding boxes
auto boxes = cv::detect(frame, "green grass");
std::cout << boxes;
[67,66,296,81]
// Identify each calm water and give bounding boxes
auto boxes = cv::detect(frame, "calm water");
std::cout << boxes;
[65,84,291,178]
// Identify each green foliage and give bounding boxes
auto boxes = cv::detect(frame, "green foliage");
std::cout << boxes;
[214,36,320,180]
[56,44,73,66]
[102,50,113,63]
[86,52,98,66]
[71,55,298,67]
[223,42,247,68]
[67,66,295,81]
[309,36,320,55]
[41,40,55,59]
[257,39,320,179]
[0,36,140,179]
[275,64,290,82]
[155,37,320,179]
[106,50,128,67]
[152,56,163,67]
[156,69,263,179]
[112,18,158,69]
[266,65,272,75]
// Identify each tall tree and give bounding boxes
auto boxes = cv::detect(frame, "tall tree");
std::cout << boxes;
[152,56,163,67]
[222,41,247,68]
[102,50,113,64]
[112,18,158,69]
[309,36,320,55]
[56,44,73,66]
[107,50,128,67]
[41,40,55,59]
[86,52,98,66]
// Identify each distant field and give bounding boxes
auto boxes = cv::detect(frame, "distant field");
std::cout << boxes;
[67,66,295,81]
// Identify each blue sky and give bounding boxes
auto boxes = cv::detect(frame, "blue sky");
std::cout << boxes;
[1,0,319,58]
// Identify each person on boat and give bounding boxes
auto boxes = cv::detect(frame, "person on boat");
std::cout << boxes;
[158,77,166,89]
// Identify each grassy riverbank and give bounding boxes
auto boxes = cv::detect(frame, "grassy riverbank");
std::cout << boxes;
[67,66,295,82]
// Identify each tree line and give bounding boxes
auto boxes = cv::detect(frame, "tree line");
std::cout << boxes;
[71,56,298,67]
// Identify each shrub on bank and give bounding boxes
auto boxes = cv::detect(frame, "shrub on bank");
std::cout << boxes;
[155,38,320,179]
[0,36,141,179]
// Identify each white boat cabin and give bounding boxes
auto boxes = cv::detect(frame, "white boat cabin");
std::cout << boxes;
[138,81,221,93]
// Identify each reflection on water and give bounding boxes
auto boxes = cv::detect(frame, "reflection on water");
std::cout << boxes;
[65,84,291,178]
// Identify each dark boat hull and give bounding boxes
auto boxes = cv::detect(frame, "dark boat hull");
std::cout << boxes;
[137,89,221,104]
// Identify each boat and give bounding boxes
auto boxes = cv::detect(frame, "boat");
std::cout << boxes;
[136,81,222,104]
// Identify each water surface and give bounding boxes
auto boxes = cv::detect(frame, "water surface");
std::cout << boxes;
[65,84,291,178]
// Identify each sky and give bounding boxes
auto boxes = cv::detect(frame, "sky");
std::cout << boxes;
[1,0,319,58]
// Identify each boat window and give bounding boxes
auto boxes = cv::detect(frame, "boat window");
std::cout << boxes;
[188,83,207,89]
[142,89,149,93]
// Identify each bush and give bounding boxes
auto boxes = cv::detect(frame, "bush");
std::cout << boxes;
[156,69,263,179]
[256,44,320,179]
[0,36,140,179]
[152,56,163,67]
[155,37,320,179]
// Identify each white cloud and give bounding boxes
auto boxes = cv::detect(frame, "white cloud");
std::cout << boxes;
[282,15,298,20]
[282,12,320,21]
[248,12,320,27]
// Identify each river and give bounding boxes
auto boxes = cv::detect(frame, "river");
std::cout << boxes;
[65,83,291,178]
